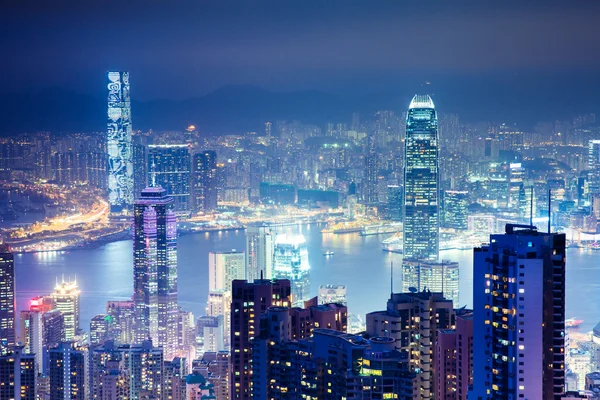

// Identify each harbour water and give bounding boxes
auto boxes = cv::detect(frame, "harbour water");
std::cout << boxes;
[13,224,600,334]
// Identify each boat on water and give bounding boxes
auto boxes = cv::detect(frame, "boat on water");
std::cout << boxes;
[566,318,583,328]
[323,251,335,256]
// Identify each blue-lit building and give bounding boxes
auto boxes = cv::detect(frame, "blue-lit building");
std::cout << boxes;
[273,234,310,307]
[147,144,192,215]
[133,187,178,360]
[403,95,439,261]
[0,244,15,356]
[192,150,218,212]
[107,71,134,214]
[442,190,468,230]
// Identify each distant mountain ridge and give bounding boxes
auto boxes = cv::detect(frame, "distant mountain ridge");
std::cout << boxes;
[1,82,597,135]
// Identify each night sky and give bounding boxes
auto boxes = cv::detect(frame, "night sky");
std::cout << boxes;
[2,1,600,128]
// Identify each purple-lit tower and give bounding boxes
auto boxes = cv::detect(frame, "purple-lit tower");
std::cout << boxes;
[133,187,178,360]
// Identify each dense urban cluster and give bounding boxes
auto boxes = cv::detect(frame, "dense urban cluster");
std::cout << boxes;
[0,71,599,400]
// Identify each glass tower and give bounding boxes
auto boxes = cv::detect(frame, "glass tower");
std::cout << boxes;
[192,150,218,213]
[403,95,439,261]
[133,187,178,360]
[0,245,15,355]
[273,234,310,307]
[107,71,134,214]
[147,144,191,215]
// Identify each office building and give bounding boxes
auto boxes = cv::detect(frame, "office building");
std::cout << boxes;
[42,309,65,351]
[51,278,80,341]
[19,309,43,375]
[192,150,218,212]
[364,153,378,204]
[148,144,192,214]
[230,279,291,399]
[133,187,178,360]
[470,224,566,399]
[106,300,135,345]
[403,94,439,261]
[0,346,36,400]
[443,190,468,230]
[388,184,403,220]
[177,308,196,360]
[589,140,600,196]
[206,290,231,351]
[401,260,460,307]
[209,251,246,293]
[49,342,86,400]
[367,291,455,399]
[90,314,109,345]
[245,224,274,282]
[317,284,347,306]
[0,244,15,355]
[132,135,147,198]
[434,309,473,400]
[199,315,225,353]
[107,71,134,214]
[273,234,311,307]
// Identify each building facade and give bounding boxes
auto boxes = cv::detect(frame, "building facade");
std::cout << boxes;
[470,224,566,399]
[107,71,134,214]
[0,245,15,355]
[49,342,87,400]
[317,284,347,306]
[209,251,246,293]
[403,94,439,261]
[51,279,80,341]
[245,224,274,282]
[0,346,36,400]
[443,190,469,230]
[133,187,178,360]
[273,234,311,307]
[148,144,192,214]
[192,150,218,213]
[400,260,460,307]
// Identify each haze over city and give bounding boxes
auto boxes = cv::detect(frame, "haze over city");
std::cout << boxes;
[1,2,600,400]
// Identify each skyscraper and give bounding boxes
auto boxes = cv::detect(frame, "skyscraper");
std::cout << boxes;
[245,224,274,282]
[367,291,455,399]
[208,251,246,293]
[588,140,600,197]
[192,150,218,213]
[148,144,192,214]
[51,278,80,341]
[230,279,291,399]
[0,346,36,400]
[364,153,378,205]
[107,71,133,214]
[0,244,15,355]
[400,260,460,307]
[133,187,178,360]
[49,342,87,400]
[273,234,311,307]
[132,135,147,198]
[470,224,566,399]
[403,94,439,261]
[442,190,468,230]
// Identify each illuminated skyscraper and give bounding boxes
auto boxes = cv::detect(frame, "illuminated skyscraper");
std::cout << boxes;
[133,187,178,360]
[442,190,468,230]
[273,234,311,307]
[0,245,15,355]
[588,140,600,196]
[208,251,245,293]
[470,224,566,400]
[148,144,192,214]
[51,278,80,341]
[107,71,133,214]
[403,95,439,261]
[400,260,459,307]
[245,224,274,282]
[192,150,218,212]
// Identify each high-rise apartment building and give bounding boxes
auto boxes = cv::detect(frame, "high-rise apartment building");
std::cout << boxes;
[434,309,473,400]
[364,153,378,204]
[470,224,566,400]
[401,260,460,307]
[367,291,455,399]
[208,251,246,293]
[245,224,274,282]
[0,244,15,355]
[0,346,36,400]
[107,71,134,214]
[443,190,469,230]
[133,187,178,360]
[106,300,135,345]
[148,144,192,214]
[49,342,87,400]
[588,140,600,197]
[230,279,291,399]
[192,150,218,212]
[194,351,230,400]
[19,308,43,375]
[273,234,310,307]
[403,94,439,261]
[51,278,80,341]
[317,284,347,306]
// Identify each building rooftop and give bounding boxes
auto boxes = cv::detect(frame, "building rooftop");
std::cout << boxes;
[408,94,435,110]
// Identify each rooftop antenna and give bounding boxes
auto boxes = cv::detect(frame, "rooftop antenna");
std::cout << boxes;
[548,188,551,233]
[529,186,534,227]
